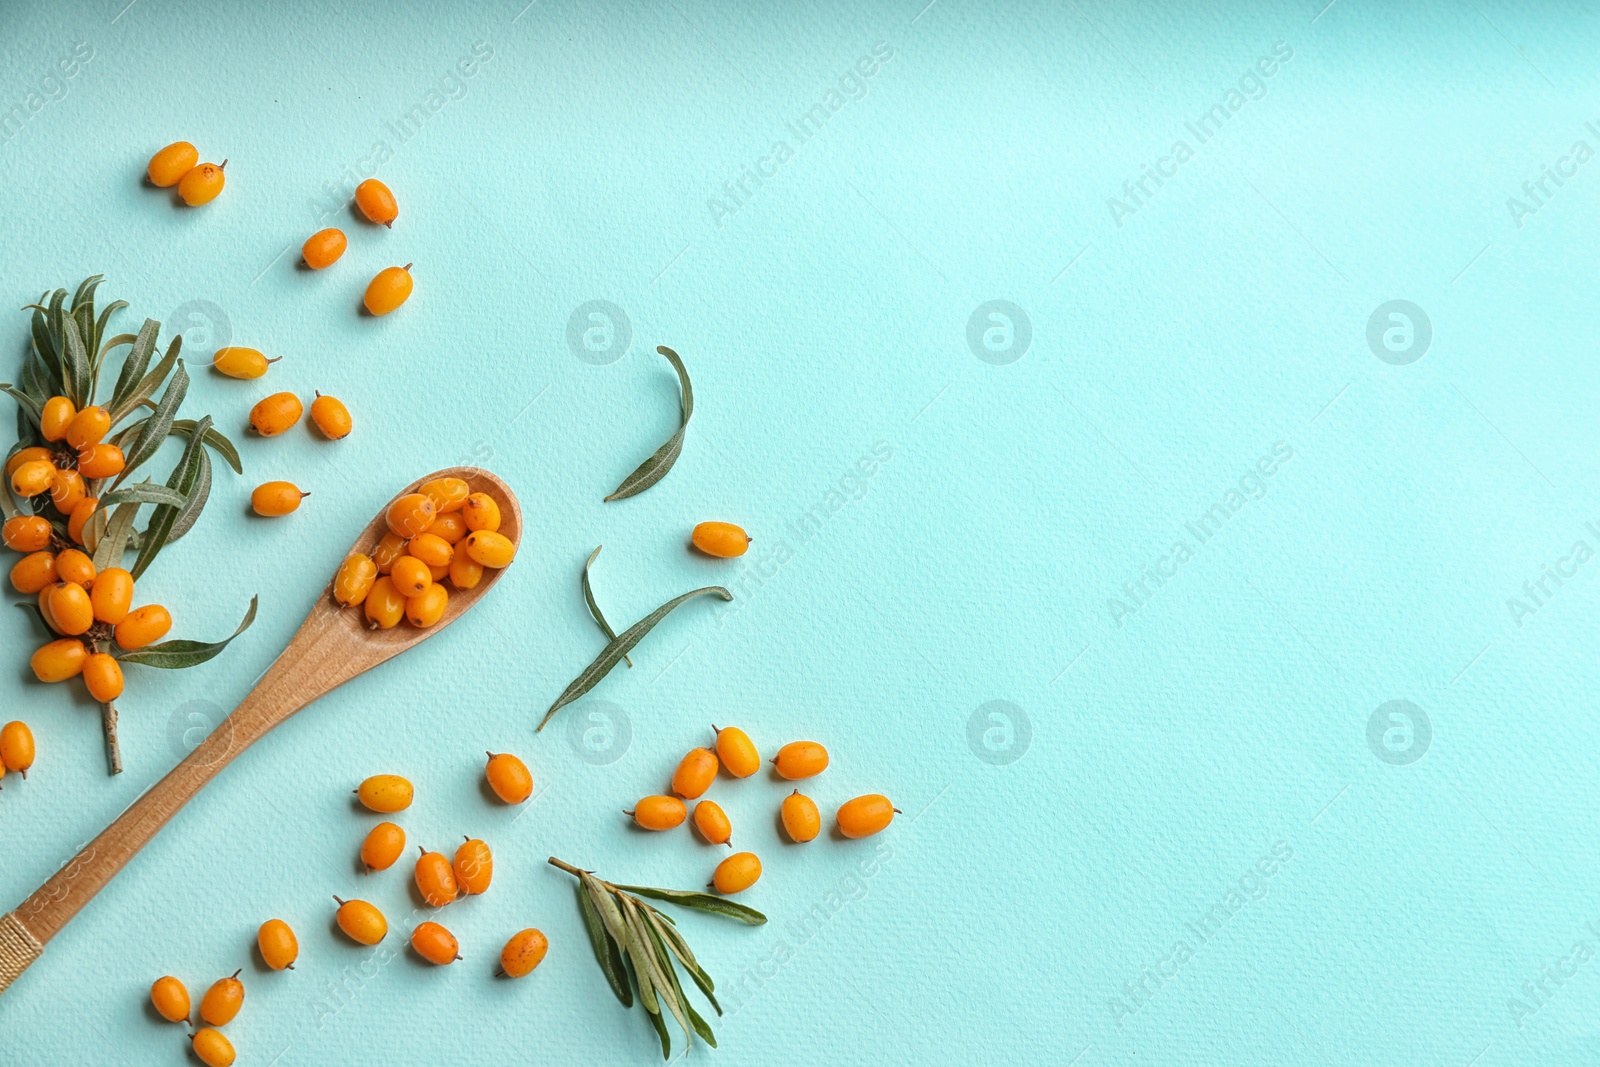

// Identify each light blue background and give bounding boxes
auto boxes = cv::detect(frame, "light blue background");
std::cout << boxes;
[2,0,1598,1063]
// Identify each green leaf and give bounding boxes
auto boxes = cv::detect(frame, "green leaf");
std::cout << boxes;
[577,883,633,1007]
[645,906,720,1013]
[109,318,161,420]
[582,545,631,667]
[92,500,141,571]
[92,303,129,371]
[605,345,693,502]
[626,955,672,1060]
[0,384,43,427]
[71,274,104,310]
[98,481,186,511]
[537,584,731,730]
[60,315,90,408]
[624,896,692,1049]
[612,885,768,925]
[166,447,212,542]
[644,917,716,1046]
[130,409,206,578]
[583,873,630,946]
[114,595,257,668]
[170,418,243,475]
[45,289,67,390]
[119,360,188,480]
[28,307,62,398]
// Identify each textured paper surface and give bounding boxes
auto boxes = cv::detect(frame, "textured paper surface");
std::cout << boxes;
[0,1,1595,1064]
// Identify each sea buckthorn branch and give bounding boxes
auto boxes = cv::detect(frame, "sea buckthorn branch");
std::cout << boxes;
[2,277,253,774]
[548,857,765,1060]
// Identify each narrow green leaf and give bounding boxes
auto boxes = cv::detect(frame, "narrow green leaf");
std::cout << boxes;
[613,885,768,925]
[61,316,90,408]
[166,447,212,542]
[71,274,104,310]
[92,303,129,370]
[0,384,43,427]
[119,360,188,481]
[109,318,161,419]
[644,918,717,1046]
[45,289,67,393]
[114,595,257,668]
[625,897,692,1048]
[604,345,693,501]
[29,308,62,397]
[537,585,731,730]
[92,501,141,571]
[582,545,631,667]
[98,481,186,511]
[626,955,672,1060]
[583,873,630,946]
[645,907,720,1013]
[130,408,204,578]
[577,883,633,1007]
[170,418,243,474]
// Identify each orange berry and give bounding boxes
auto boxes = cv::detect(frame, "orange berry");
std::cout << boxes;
[50,468,86,514]
[46,582,93,635]
[419,477,469,514]
[82,653,124,701]
[211,347,277,379]
[149,974,190,1022]
[693,799,733,846]
[363,264,413,315]
[11,459,55,497]
[484,751,533,804]
[454,837,493,895]
[6,446,52,477]
[178,160,226,206]
[627,795,687,831]
[499,928,548,978]
[692,521,751,558]
[836,794,898,838]
[356,774,413,813]
[414,846,459,907]
[463,530,514,569]
[40,397,75,441]
[773,740,829,780]
[714,725,760,778]
[386,493,436,538]
[361,821,406,872]
[191,1028,235,1067]
[672,747,719,799]
[333,896,388,945]
[115,604,171,649]
[410,921,460,966]
[199,970,244,1026]
[390,555,431,598]
[251,480,308,516]
[3,516,51,552]
[66,497,98,544]
[249,392,303,436]
[364,575,405,629]
[258,918,299,970]
[55,548,94,586]
[333,553,378,607]
[90,568,134,624]
[310,393,352,439]
[711,851,762,894]
[36,587,59,633]
[461,492,500,532]
[405,583,448,627]
[30,638,86,682]
[781,790,820,842]
[430,511,467,544]
[301,227,347,269]
[1,721,35,776]
[372,532,407,573]
[64,406,110,450]
[447,553,482,590]
[77,443,125,479]
[355,178,399,226]
[406,533,452,568]
[11,551,57,594]
[147,141,198,187]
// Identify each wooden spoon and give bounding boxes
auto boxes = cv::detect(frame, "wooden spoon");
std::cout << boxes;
[0,468,520,994]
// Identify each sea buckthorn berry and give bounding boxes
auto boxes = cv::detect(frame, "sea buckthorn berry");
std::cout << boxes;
[249,392,303,436]
[405,583,448,627]
[6,446,52,477]
[199,970,244,1025]
[356,774,413,813]
[390,555,431,598]
[386,493,436,538]
[363,264,413,316]
[115,604,171,649]
[191,1028,235,1067]
[30,638,85,682]
[485,752,533,804]
[454,837,493,895]
[461,492,500,532]
[361,821,406,872]
[333,553,378,607]
[372,532,407,573]
[55,548,94,586]
[1,722,35,776]
[407,533,452,568]
[147,141,198,187]
[692,521,751,558]
[836,794,899,839]
[258,918,299,970]
[713,725,760,778]
[426,560,449,582]
[772,740,829,780]
[420,477,469,514]
[448,554,482,590]
[415,846,459,907]
[82,653,124,702]
[411,922,460,966]
[11,551,57,594]
[37,588,59,633]
[149,975,189,1022]
[310,393,352,439]
[364,576,405,629]
[430,511,467,544]
[251,480,308,516]
[64,406,110,450]
[355,178,398,226]
[672,747,719,799]
[301,227,347,269]
[499,928,548,978]
[626,795,687,831]
[211,346,277,380]
[40,396,75,441]
[46,583,93,635]
[3,516,51,552]
[693,800,733,847]
[334,896,388,945]
[781,790,820,843]
[463,530,515,569]
[90,568,134,624]
[50,468,86,513]
[67,497,99,544]
[11,459,55,497]
[77,443,125,479]
[178,160,226,206]
[711,852,762,895]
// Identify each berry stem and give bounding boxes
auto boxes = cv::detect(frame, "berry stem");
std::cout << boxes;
[101,699,121,775]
